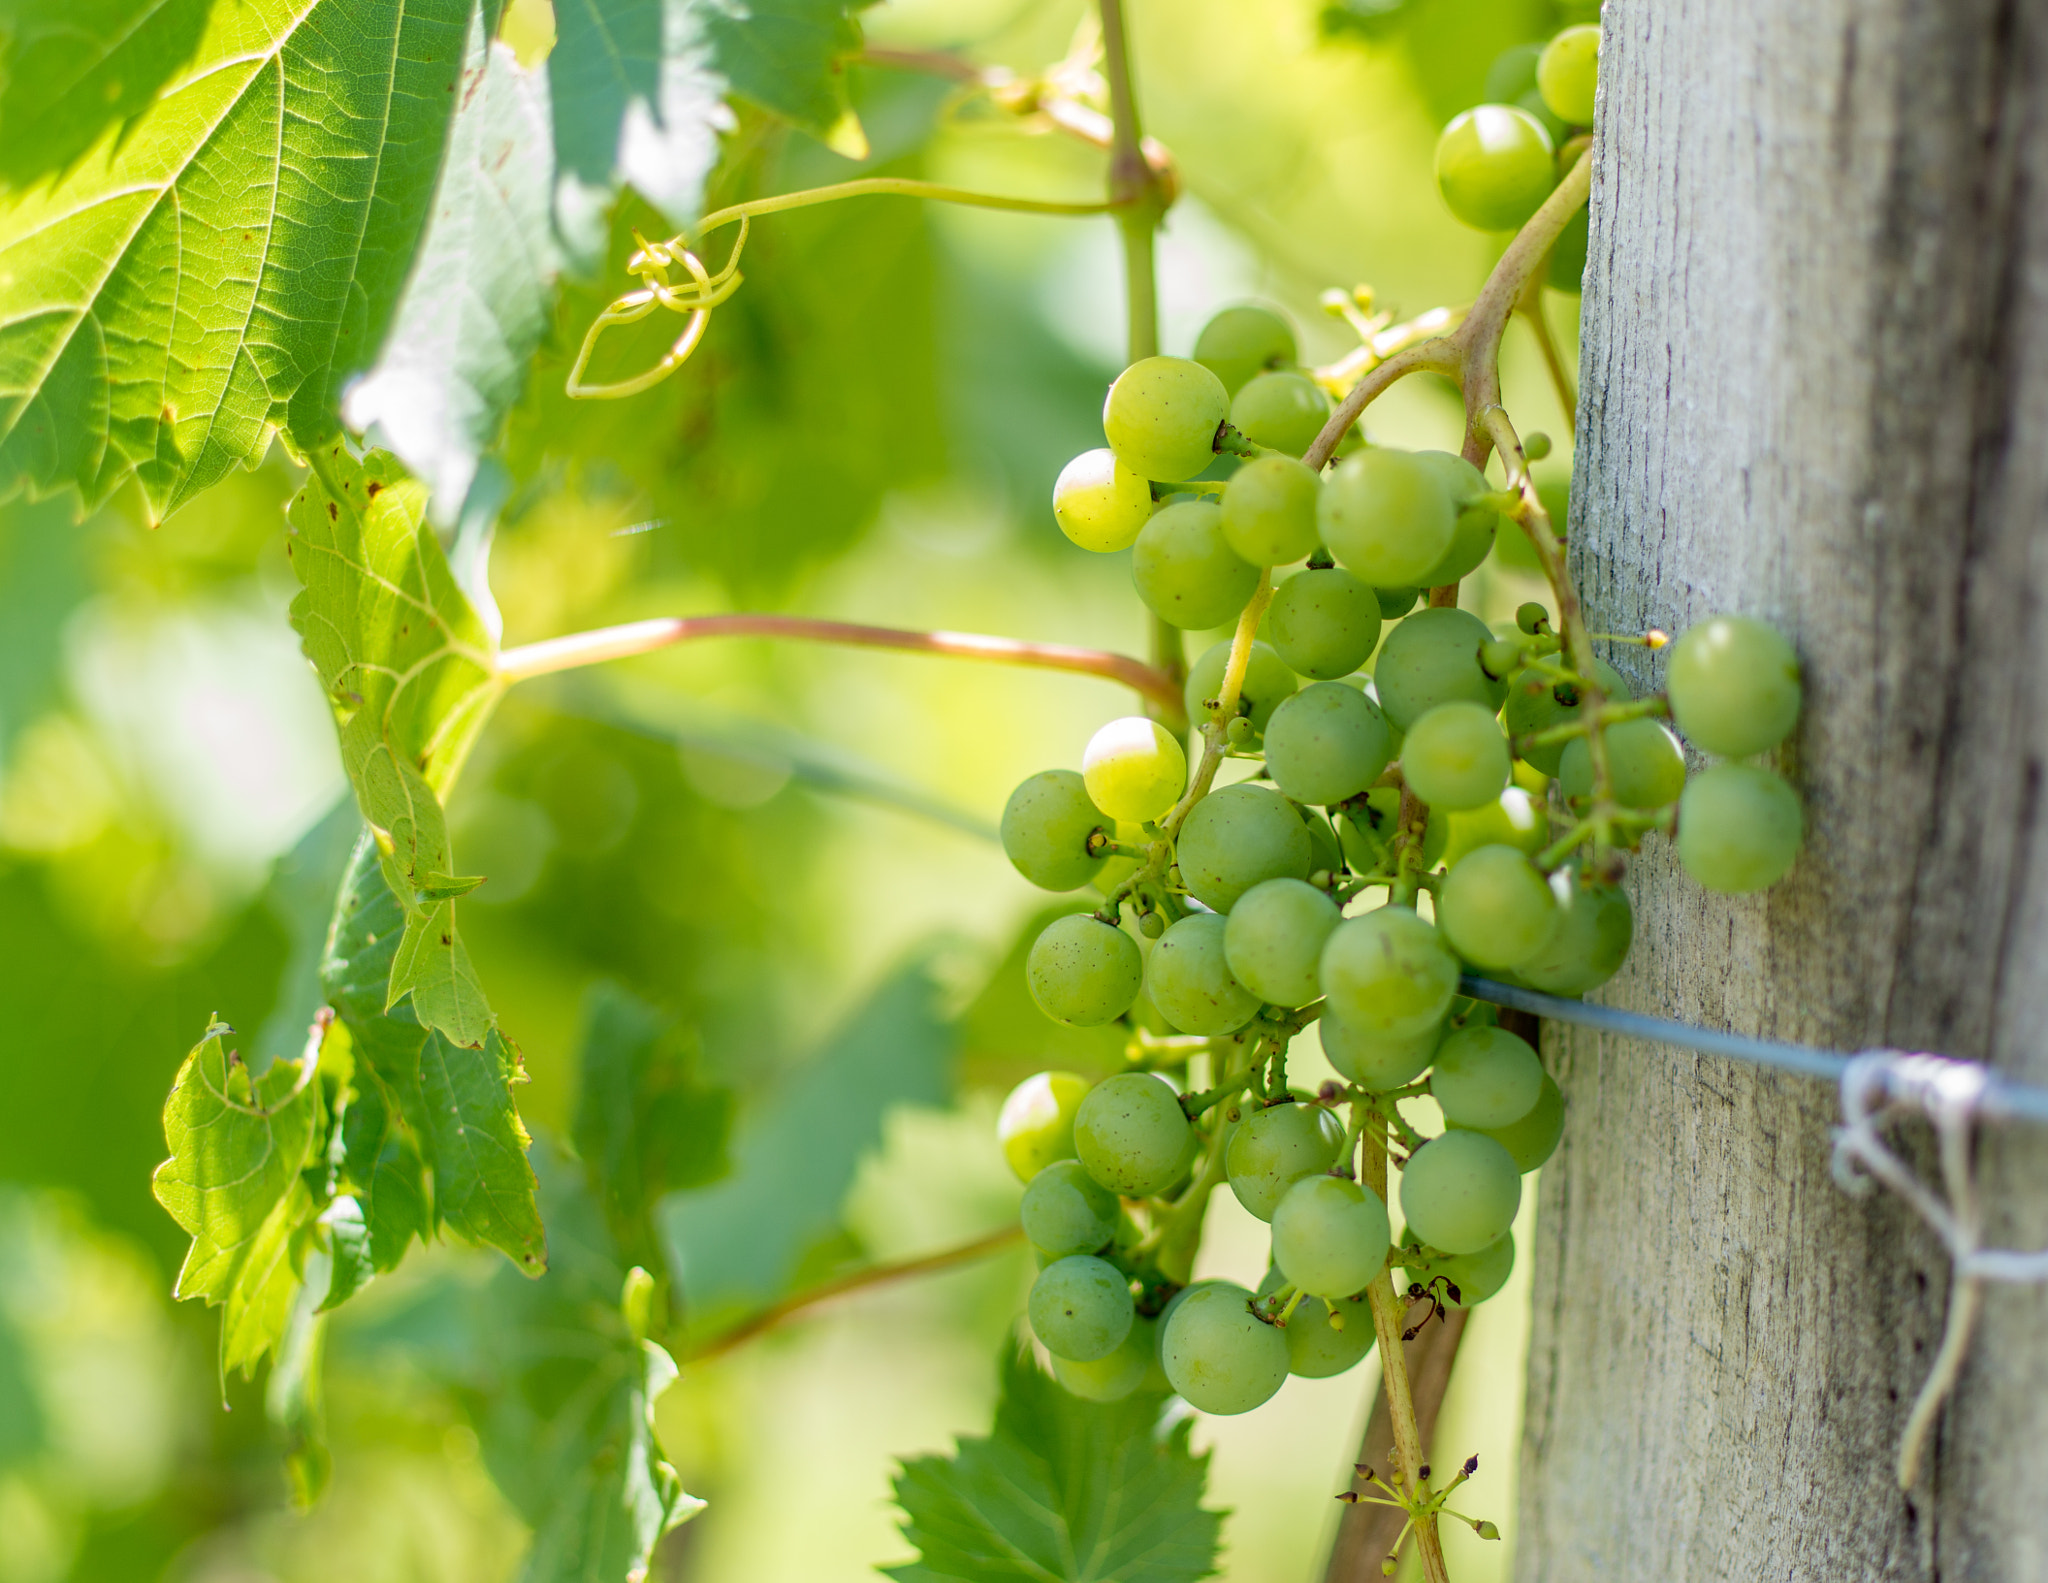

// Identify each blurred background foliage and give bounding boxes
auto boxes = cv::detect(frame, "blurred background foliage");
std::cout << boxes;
[0,0,1593,1577]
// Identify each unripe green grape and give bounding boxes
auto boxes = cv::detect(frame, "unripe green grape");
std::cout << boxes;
[1374,606,1509,730]
[1224,877,1340,1008]
[1301,804,1344,877]
[1220,454,1321,565]
[1410,452,1498,588]
[1483,41,1544,105]
[1666,614,1802,758]
[1548,205,1589,294]
[1399,1130,1522,1254]
[1272,1174,1392,1299]
[1435,105,1557,232]
[1402,701,1511,811]
[1103,356,1230,482]
[1083,716,1187,823]
[1430,1024,1543,1128]
[1444,787,1548,867]
[1029,1254,1135,1361]
[1052,447,1154,552]
[1283,1292,1375,1377]
[1559,717,1687,809]
[1027,916,1144,1027]
[1676,764,1803,893]
[1193,305,1298,396]
[1001,769,1110,891]
[1159,1281,1290,1414]
[1318,449,1458,588]
[1516,871,1632,996]
[1263,682,1395,806]
[1268,568,1381,680]
[1132,500,1260,629]
[997,1070,1092,1182]
[1075,1072,1194,1196]
[1320,906,1460,1039]
[1051,1314,1157,1401]
[1224,1100,1343,1221]
[1182,638,1299,735]
[1402,1227,1516,1306]
[1375,585,1421,619]
[1537,24,1601,124]
[1461,1072,1564,1172]
[1021,1159,1122,1257]
[1230,371,1331,457]
[1175,783,1313,911]
[1321,1014,1442,1090]
[1437,844,1563,970]
[1337,787,1446,875]
[1502,658,1629,774]
[1147,913,1262,1035]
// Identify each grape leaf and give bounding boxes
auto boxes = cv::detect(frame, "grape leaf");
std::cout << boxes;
[887,1349,1223,1583]
[285,443,502,1048]
[266,1254,332,1506]
[706,0,865,145]
[221,1178,313,1378]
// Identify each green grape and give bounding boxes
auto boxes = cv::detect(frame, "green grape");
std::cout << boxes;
[1516,871,1631,995]
[1224,877,1340,1008]
[1283,1292,1376,1377]
[1321,1013,1441,1090]
[1052,447,1154,552]
[1411,451,1498,588]
[1263,682,1395,806]
[1434,105,1557,232]
[1548,205,1589,294]
[1319,905,1460,1039]
[1147,913,1262,1035]
[1029,1254,1135,1362]
[1537,23,1600,124]
[1193,304,1298,396]
[1271,1174,1392,1299]
[1559,717,1687,809]
[1483,41,1543,103]
[1183,638,1299,735]
[1373,606,1509,729]
[1159,1280,1291,1414]
[1501,657,1629,774]
[1676,763,1803,893]
[1230,371,1331,457]
[1516,86,1570,147]
[1375,585,1421,619]
[1052,1314,1157,1401]
[1429,1024,1543,1128]
[1224,1099,1343,1220]
[1444,787,1548,867]
[1001,769,1110,891]
[1318,449,1457,588]
[1027,915,1144,1027]
[1267,568,1381,680]
[1437,844,1563,969]
[1461,1072,1564,1172]
[1093,819,1149,897]
[1083,715,1187,823]
[997,1070,1091,1182]
[1175,783,1313,911]
[1075,1072,1194,1196]
[1665,614,1802,758]
[1401,701,1511,811]
[1103,356,1231,482]
[1401,1227,1516,1306]
[1300,805,1344,877]
[1219,454,1322,565]
[1021,1159,1122,1257]
[1132,500,1260,629]
[1398,1130,1522,1254]
[1337,787,1446,874]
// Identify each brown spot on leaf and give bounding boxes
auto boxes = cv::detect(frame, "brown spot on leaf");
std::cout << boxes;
[327,501,337,519]
[365,480,383,498]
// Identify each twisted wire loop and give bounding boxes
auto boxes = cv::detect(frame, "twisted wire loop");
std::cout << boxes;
[1831,1051,2048,1488]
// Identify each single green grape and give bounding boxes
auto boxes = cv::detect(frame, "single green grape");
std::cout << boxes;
[1147,913,1263,1035]
[1175,782,1313,911]
[1319,905,1460,1039]
[1515,871,1632,995]
[1437,843,1563,970]
[1029,1254,1135,1361]
[1001,769,1110,891]
[1537,23,1601,124]
[1183,638,1300,735]
[1272,1174,1392,1299]
[1224,877,1340,1008]
[1193,305,1298,396]
[1230,371,1332,457]
[1283,1292,1375,1377]
[1666,614,1802,758]
[1559,717,1687,809]
[1051,1314,1157,1401]
[1267,568,1381,680]
[1402,1227,1516,1306]
[1320,1013,1442,1090]
[1132,499,1260,630]
[1075,1072,1194,1196]
[1224,1100,1343,1221]
[1301,804,1345,877]
[1501,658,1629,774]
[1159,1280,1291,1414]
[1444,786,1548,867]
[1430,1024,1543,1128]
[1375,585,1421,619]
[1219,454,1322,565]
[1318,449,1458,588]
[1434,105,1557,232]
[1402,701,1512,811]
[1027,916,1144,1027]
[1083,715,1187,823]
[1263,682,1395,806]
[1411,451,1498,588]
[1460,1071,1564,1172]
[1484,41,1544,104]
[1052,447,1155,552]
[1398,1130,1522,1254]
[997,1070,1092,1181]
[1021,1159,1122,1258]
[1548,205,1589,294]
[1103,356,1230,482]
[1337,787,1447,874]
[1676,764,1803,893]
[1374,606,1509,730]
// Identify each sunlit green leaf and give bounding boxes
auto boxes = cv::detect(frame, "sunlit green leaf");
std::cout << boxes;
[267,1253,332,1505]
[220,1178,314,1380]
[707,0,864,144]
